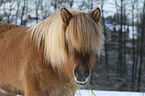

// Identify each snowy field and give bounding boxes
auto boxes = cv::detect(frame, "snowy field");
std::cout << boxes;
[15,90,145,96]
[74,90,145,96]
[1,89,143,96]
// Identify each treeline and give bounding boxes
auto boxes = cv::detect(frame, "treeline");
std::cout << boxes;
[94,0,145,91]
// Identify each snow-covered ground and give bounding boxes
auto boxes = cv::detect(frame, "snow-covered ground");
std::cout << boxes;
[75,90,145,96]
[15,90,145,96]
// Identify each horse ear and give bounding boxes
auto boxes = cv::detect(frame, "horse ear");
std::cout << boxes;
[90,7,101,23]
[60,7,72,25]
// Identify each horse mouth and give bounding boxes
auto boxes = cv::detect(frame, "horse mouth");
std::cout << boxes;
[74,76,89,85]
[73,67,90,85]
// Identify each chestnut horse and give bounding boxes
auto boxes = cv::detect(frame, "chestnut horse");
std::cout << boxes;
[0,7,104,96]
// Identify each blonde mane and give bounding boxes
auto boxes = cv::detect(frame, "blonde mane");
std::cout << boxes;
[30,9,104,69]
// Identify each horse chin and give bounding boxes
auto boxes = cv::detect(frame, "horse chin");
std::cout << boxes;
[74,77,89,85]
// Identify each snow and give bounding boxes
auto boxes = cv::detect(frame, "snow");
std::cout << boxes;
[74,90,145,96]
[16,90,145,96]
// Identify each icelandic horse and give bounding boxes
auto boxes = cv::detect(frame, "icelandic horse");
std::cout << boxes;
[0,7,104,96]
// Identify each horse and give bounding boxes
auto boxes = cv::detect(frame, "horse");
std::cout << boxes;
[0,7,104,96]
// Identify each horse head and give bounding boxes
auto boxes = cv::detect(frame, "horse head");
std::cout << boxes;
[60,7,103,85]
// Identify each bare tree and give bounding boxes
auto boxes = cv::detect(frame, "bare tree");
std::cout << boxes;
[131,0,136,90]
[35,0,40,23]
[20,0,27,25]
[114,0,124,78]
[137,0,145,91]
[15,0,20,24]
[135,0,140,91]
[2,1,14,23]
[123,1,126,78]
[101,0,109,88]
[50,0,74,11]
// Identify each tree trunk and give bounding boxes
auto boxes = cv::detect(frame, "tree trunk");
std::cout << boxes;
[131,0,135,90]
[15,0,20,24]
[101,0,109,88]
[137,0,145,91]
[20,0,26,25]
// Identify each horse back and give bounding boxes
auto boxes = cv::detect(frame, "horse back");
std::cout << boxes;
[0,22,23,34]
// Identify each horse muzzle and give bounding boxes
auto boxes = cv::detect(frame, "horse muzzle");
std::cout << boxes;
[73,67,90,85]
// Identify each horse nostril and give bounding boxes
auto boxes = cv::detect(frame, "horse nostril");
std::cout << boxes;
[85,69,90,77]
[76,72,79,77]
[74,67,79,77]
[74,67,90,78]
